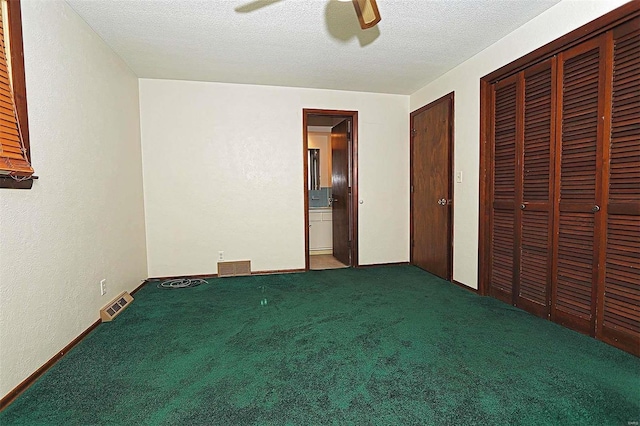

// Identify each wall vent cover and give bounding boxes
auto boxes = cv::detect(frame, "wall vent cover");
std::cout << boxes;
[100,291,133,322]
[218,260,251,277]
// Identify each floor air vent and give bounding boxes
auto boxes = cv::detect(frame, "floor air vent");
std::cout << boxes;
[100,291,134,322]
[218,260,251,277]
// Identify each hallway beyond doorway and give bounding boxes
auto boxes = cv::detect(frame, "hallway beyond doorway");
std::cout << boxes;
[309,254,348,270]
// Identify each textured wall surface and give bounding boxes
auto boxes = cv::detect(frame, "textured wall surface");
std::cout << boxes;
[139,79,409,277]
[410,0,631,290]
[0,0,147,398]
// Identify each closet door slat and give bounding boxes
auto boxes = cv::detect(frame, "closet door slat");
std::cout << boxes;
[517,60,554,318]
[481,8,639,356]
[552,36,605,336]
[490,78,518,303]
[599,18,640,356]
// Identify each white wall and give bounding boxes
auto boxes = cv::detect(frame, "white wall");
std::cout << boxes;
[410,0,631,290]
[140,79,409,276]
[0,0,147,399]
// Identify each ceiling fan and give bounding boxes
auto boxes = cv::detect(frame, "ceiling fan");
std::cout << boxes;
[236,0,381,30]
[350,0,382,29]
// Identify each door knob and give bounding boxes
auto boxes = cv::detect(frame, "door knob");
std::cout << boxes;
[437,198,447,205]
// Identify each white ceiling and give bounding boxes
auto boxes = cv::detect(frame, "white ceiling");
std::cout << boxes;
[66,0,561,95]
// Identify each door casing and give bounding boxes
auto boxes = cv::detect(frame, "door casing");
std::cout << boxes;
[303,109,358,270]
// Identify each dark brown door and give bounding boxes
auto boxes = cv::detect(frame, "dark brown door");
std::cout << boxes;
[480,9,640,356]
[597,18,640,354]
[516,59,555,318]
[488,62,556,317]
[411,94,452,280]
[489,77,518,303]
[331,120,350,265]
[551,36,606,336]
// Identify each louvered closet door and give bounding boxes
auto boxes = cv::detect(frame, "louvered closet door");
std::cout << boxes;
[490,76,518,304]
[516,59,555,318]
[552,36,606,335]
[597,19,640,356]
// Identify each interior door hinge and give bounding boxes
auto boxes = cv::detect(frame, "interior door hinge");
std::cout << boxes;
[410,185,414,193]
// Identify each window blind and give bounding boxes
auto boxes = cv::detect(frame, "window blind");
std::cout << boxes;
[0,3,31,177]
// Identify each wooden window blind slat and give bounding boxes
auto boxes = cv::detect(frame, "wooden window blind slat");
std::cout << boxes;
[0,4,32,177]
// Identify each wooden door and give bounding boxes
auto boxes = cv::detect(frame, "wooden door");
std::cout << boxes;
[597,19,640,355]
[489,63,556,318]
[552,36,606,335]
[480,5,640,355]
[489,77,518,303]
[411,94,452,280]
[516,60,556,318]
[331,120,351,266]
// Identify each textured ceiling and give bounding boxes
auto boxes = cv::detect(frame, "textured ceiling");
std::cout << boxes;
[66,0,561,95]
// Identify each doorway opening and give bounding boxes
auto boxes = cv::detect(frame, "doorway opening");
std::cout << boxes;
[303,109,358,271]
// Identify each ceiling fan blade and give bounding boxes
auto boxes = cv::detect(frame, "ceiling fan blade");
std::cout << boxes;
[235,0,284,14]
[352,0,381,29]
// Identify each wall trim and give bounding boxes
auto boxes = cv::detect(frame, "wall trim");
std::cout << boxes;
[147,268,307,281]
[0,319,101,411]
[147,273,218,281]
[0,279,148,411]
[251,268,306,276]
[358,261,410,268]
[310,249,333,256]
[148,264,417,282]
[452,279,478,294]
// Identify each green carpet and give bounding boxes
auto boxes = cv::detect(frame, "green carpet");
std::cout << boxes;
[2,266,639,425]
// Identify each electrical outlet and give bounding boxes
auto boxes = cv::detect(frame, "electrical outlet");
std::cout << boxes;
[100,279,107,296]
[218,251,224,261]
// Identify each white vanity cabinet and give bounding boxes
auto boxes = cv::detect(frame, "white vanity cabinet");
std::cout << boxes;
[309,208,332,252]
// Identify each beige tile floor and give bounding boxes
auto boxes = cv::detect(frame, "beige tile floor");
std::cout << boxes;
[309,254,349,270]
